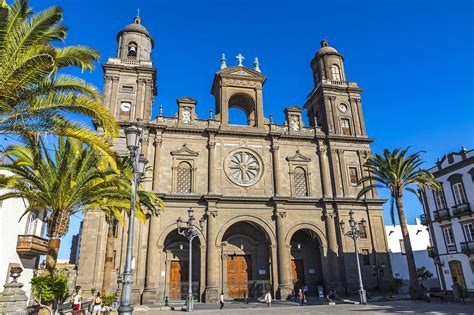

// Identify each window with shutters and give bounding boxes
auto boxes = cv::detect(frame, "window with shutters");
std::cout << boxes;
[463,223,474,242]
[349,167,358,186]
[176,161,192,193]
[341,119,351,135]
[293,167,308,197]
[331,64,341,81]
[434,189,447,210]
[452,182,467,205]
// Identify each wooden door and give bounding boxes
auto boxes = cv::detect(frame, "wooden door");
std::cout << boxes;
[169,261,188,300]
[449,260,466,289]
[227,255,251,298]
[291,259,305,290]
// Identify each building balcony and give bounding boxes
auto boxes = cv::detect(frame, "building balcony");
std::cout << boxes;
[452,203,472,217]
[460,241,474,255]
[427,246,437,258]
[16,235,49,258]
[447,244,457,253]
[420,214,429,226]
[433,208,451,222]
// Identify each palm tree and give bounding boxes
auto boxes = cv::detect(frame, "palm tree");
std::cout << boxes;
[0,135,162,270]
[0,0,117,153]
[101,157,164,294]
[357,148,440,298]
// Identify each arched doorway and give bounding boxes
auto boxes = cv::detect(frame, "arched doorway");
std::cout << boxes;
[221,221,272,299]
[290,229,323,296]
[163,229,201,301]
[449,260,466,289]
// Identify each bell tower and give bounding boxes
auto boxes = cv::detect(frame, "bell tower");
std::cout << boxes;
[305,40,367,137]
[210,54,266,128]
[102,15,157,122]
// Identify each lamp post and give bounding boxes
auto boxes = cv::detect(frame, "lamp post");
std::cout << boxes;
[118,121,148,315]
[176,208,205,312]
[340,210,368,305]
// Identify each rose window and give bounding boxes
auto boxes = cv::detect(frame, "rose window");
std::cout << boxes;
[228,151,261,185]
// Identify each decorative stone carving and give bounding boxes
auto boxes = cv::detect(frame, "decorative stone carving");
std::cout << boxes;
[224,149,263,187]
[182,107,191,123]
[290,115,300,131]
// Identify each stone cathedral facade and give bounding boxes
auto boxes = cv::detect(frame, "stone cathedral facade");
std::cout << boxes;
[76,16,392,304]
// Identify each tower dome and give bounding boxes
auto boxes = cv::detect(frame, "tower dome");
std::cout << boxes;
[116,16,154,62]
[117,16,154,47]
[315,40,341,58]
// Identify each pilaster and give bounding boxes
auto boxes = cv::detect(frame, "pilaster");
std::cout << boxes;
[270,141,281,196]
[275,210,292,299]
[204,207,219,302]
[317,145,333,198]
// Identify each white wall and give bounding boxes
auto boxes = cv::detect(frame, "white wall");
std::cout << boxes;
[424,149,474,290]
[385,218,439,286]
[0,170,46,301]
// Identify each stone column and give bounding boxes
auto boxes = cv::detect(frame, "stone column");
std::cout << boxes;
[337,149,349,196]
[317,145,333,198]
[271,143,281,196]
[352,97,366,136]
[207,140,216,194]
[330,148,343,197]
[204,208,219,302]
[142,135,162,304]
[110,76,120,117]
[349,97,361,136]
[275,211,292,299]
[324,209,340,286]
[357,150,374,198]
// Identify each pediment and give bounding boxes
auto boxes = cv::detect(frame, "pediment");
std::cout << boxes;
[170,144,199,157]
[286,150,311,162]
[218,66,265,79]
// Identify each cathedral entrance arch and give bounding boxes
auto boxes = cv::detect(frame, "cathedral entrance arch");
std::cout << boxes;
[162,229,202,301]
[289,229,323,296]
[220,221,273,299]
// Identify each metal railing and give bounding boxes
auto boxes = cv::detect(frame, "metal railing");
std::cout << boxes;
[427,246,437,258]
[173,281,200,301]
[247,280,272,299]
[452,203,472,217]
[433,209,451,221]
[447,244,457,253]
[460,241,474,254]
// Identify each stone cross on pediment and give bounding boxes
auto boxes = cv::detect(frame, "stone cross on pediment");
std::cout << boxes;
[236,53,245,66]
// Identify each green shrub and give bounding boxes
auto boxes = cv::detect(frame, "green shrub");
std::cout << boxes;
[102,293,116,306]
[31,271,69,305]
[389,278,404,294]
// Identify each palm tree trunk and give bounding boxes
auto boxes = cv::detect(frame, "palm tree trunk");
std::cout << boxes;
[102,219,116,294]
[395,196,420,298]
[45,239,61,271]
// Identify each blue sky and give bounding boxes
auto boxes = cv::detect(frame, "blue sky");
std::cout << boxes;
[22,0,473,260]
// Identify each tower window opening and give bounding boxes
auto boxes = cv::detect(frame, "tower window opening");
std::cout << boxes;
[341,118,351,135]
[331,64,341,81]
[127,42,137,59]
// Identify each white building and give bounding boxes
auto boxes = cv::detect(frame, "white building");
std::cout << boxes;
[385,218,439,290]
[0,170,48,301]
[421,147,474,291]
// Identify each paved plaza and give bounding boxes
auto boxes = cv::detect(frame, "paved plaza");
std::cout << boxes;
[140,300,474,315]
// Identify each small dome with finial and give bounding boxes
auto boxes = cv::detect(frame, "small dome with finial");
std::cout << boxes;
[117,16,154,47]
[315,39,340,58]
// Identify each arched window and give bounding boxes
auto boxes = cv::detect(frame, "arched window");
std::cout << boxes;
[127,42,137,59]
[452,182,467,205]
[228,93,255,126]
[176,161,192,193]
[293,167,308,197]
[331,64,341,81]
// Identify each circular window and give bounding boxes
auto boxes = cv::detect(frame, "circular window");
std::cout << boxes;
[225,149,263,186]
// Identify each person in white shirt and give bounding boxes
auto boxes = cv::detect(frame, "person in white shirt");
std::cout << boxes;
[220,292,224,309]
[73,290,82,310]
[264,291,272,308]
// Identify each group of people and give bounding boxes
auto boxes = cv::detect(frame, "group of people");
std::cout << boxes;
[289,284,309,306]
[72,290,113,314]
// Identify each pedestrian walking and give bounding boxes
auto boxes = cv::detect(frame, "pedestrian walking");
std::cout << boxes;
[264,291,272,308]
[298,288,304,306]
[92,292,102,315]
[220,292,224,309]
[73,289,82,311]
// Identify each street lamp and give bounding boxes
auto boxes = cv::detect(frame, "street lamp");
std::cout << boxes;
[340,210,368,305]
[176,208,205,312]
[118,121,148,315]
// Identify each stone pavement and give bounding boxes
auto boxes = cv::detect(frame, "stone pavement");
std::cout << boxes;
[139,300,474,314]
